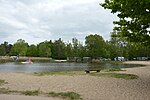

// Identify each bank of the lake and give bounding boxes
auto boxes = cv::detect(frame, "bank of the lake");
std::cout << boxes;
[0,61,149,100]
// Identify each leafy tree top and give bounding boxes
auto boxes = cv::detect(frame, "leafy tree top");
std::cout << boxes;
[101,0,150,46]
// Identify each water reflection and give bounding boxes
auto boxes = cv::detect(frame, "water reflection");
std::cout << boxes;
[0,62,142,73]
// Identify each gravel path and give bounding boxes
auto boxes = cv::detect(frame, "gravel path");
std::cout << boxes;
[0,61,150,100]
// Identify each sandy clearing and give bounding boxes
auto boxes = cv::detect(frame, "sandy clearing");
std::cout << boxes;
[0,61,150,100]
[0,94,61,100]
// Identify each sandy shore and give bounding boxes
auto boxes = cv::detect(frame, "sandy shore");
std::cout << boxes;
[0,61,150,100]
[0,94,61,100]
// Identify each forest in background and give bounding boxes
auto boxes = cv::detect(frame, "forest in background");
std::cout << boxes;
[0,34,150,60]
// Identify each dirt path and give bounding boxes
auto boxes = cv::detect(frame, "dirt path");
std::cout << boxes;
[0,61,150,100]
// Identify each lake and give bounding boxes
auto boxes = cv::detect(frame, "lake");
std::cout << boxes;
[0,62,142,73]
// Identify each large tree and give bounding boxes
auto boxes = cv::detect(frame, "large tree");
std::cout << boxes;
[51,38,66,59]
[0,45,6,56]
[38,41,52,57]
[0,42,12,56]
[65,43,73,57]
[101,0,150,46]
[85,34,106,58]
[27,44,38,57]
[10,39,28,56]
[1,42,12,55]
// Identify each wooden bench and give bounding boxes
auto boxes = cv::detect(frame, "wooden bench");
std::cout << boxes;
[85,69,101,73]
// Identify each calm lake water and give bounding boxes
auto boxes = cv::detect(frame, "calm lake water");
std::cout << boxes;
[0,62,142,73]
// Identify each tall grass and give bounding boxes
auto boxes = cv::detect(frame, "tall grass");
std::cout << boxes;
[21,90,40,96]
[48,92,82,100]
[90,73,139,79]
[0,59,13,63]
[0,80,8,86]
[0,88,82,100]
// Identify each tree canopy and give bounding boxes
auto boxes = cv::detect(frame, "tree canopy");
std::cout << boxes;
[10,39,28,56]
[101,0,150,46]
[85,34,106,58]
[1,34,150,60]
[38,41,52,57]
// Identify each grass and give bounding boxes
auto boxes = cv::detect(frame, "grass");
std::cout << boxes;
[90,72,139,79]
[48,91,82,100]
[34,71,84,76]
[0,59,13,63]
[0,88,82,100]
[21,90,40,96]
[103,67,125,72]
[0,88,19,94]
[33,70,138,80]
[0,88,10,94]
[0,80,8,86]
[0,57,54,63]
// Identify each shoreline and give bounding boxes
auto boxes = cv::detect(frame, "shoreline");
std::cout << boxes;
[124,61,150,66]
[0,61,150,100]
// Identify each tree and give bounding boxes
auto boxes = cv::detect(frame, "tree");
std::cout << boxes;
[51,38,66,59]
[65,43,73,57]
[72,38,80,57]
[101,0,150,46]
[85,34,106,58]
[0,45,6,56]
[27,44,38,57]
[0,42,12,56]
[77,42,87,58]
[109,33,128,59]
[10,39,28,56]
[38,41,52,57]
[2,42,12,55]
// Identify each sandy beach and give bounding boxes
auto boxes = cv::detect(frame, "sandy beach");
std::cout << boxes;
[0,61,150,100]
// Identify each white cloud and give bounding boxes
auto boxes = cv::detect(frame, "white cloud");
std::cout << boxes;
[0,0,117,45]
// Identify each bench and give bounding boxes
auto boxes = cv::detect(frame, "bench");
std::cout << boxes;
[85,69,101,73]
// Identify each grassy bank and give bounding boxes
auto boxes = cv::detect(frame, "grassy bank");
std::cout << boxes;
[0,80,8,86]
[0,57,55,63]
[33,70,138,80]
[0,59,13,63]
[16,57,55,63]
[90,73,139,79]
[34,71,85,76]
[0,88,82,100]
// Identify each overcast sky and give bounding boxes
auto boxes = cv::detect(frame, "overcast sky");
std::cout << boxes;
[0,0,117,45]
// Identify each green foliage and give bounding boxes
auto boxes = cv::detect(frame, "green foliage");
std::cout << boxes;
[0,80,8,86]
[21,90,40,96]
[0,42,12,56]
[51,38,66,59]
[65,43,73,57]
[10,39,28,56]
[72,38,79,57]
[0,59,13,63]
[48,92,82,100]
[104,67,124,72]
[0,87,82,100]
[34,71,84,76]
[1,34,150,59]
[85,34,106,58]
[0,45,6,56]
[101,0,150,46]
[91,72,139,79]
[27,45,38,57]
[38,41,52,57]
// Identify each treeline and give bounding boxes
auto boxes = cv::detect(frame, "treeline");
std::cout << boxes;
[0,34,150,60]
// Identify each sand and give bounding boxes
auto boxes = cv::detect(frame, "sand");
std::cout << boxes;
[0,94,61,100]
[0,61,150,100]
